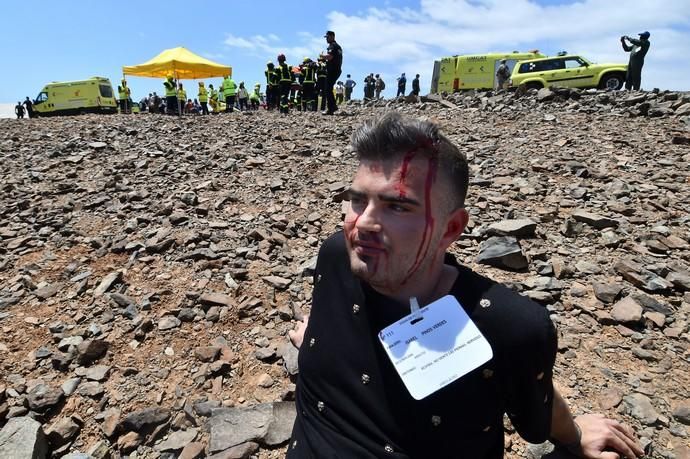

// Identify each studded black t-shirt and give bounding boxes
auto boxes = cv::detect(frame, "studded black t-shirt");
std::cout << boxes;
[287,232,558,458]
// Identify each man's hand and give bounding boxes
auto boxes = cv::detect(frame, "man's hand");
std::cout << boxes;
[575,413,644,459]
[288,314,310,349]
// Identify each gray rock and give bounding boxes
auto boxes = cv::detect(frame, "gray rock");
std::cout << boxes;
[623,393,659,425]
[486,219,537,238]
[262,276,292,289]
[0,416,49,459]
[195,346,221,362]
[194,400,221,417]
[155,428,198,452]
[77,382,105,398]
[107,292,135,307]
[25,384,64,412]
[34,283,60,300]
[476,236,528,271]
[76,339,109,365]
[278,342,299,376]
[610,296,643,323]
[666,271,690,291]
[121,407,171,432]
[537,88,555,102]
[614,260,673,293]
[673,402,690,425]
[208,442,259,459]
[45,416,80,447]
[86,365,111,382]
[208,402,296,452]
[58,336,84,351]
[86,440,110,459]
[571,209,618,229]
[592,282,623,304]
[93,272,121,297]
[158,315,181,331]
[199,292,234,307]
[61,378,81,396]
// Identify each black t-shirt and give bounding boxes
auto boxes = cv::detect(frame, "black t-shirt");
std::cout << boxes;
[326,41,343,74]
[287,232,558,458]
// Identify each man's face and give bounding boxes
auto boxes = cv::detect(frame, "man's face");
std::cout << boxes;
[343,156,464,291]
[325,34,334,44]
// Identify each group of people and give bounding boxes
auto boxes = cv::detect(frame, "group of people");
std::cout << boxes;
[155,76,262,115]
[13,97,34,119]
[262,30,343,115]
[357,73,421,101]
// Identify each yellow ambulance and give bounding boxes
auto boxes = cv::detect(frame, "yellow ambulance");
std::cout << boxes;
[431,51,545,93]
[32,77,118,116]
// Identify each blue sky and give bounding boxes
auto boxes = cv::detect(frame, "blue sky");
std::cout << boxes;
[2,0,689,104]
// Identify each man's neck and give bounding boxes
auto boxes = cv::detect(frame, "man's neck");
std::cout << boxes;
[370,264,459,308]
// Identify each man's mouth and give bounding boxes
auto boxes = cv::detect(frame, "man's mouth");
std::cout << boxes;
[353,241,386,256]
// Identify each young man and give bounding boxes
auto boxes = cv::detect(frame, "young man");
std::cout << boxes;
[287,113,643,459]
[411,73,420,96]
[344,74,356,101]
[397,72,407,97]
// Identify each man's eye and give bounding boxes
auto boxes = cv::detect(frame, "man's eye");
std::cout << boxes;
[389,204,408,212]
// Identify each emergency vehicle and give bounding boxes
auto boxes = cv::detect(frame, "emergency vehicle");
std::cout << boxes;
[431,51,545,93]
[32,77,118,116]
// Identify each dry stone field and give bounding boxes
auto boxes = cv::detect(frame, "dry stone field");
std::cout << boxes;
[1,87,689,459]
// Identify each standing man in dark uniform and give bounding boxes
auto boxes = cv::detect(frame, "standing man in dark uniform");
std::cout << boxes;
[286,113,644,459]
[621,31,650,91]
[23,97,34,118]
[301,57,317,112]
[265,61,279,110]
[411,73,421,96]
[320,30,342,115]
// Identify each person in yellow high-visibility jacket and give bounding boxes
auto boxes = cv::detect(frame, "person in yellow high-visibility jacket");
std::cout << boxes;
[177,83,187,114]
[163,74,178,115]
[208,84,218,113]
[198,82,209,115]
[221,75,237,113]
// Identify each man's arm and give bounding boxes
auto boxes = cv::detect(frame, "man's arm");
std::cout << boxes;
[551,387,644,458]
[289,314,309,348]
[621,37,633,52]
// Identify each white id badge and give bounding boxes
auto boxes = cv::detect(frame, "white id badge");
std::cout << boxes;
[378,295,493,400]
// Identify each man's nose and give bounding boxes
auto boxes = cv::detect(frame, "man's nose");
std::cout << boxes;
[355,202,382,232]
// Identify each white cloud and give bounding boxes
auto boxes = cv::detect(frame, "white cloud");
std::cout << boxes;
[222,0,690,91]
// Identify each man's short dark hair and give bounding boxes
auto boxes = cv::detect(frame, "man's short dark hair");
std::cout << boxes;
[351,112,469,209]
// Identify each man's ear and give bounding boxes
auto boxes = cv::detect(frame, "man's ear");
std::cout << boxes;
[440,207,469,248]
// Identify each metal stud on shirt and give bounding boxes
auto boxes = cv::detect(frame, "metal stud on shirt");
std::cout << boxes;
[361,373,370,384]
[384,444,394,454]
[480,298,491,308]
[316,274,322,283]
[292,440,298,449]
[482,368,494,379]
[483,425,491,432]
[431,415,441,426]
[309,338,316,347]
[352,303,360,314]
[536,371,544,380]
[317,401,325,412]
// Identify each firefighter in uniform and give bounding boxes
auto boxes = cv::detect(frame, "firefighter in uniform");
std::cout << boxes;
[265,62,279,110]
[249,83,261,110]
[316,60,328,111]
[177,83,187,114]
[163,74,177,115]
[208,84,218,113]
[301,57,317,111]
[221,75,237,112]
[276,54,293,114]
[198,82,209,115]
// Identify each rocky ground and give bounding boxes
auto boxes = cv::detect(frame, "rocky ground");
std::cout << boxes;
[0,87,689,459]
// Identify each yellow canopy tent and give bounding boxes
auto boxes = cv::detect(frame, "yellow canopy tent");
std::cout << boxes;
[122,46,232,79]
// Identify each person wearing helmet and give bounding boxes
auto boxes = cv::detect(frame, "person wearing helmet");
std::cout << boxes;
[198,82,209,115]
[276,54,294,114]
[621,31,651,91]
[301,57,317,111]
[163,74,178,115]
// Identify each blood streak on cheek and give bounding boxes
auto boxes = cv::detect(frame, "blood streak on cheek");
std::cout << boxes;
[402,157,438,284]
[344,214,361,244]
